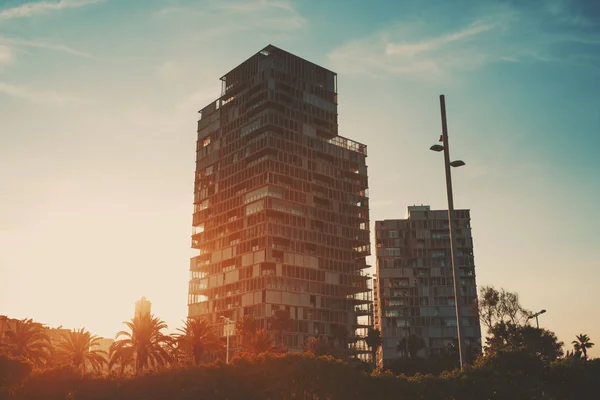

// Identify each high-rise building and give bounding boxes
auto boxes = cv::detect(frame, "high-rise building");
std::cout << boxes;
[188,45,372,358]
[135,296,151,319]
[374,205,481,367]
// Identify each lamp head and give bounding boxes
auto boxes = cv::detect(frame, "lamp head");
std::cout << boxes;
[450,160,466,167]
[430,144,444,152]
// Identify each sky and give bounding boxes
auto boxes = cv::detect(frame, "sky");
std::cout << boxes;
[0,0,599,357]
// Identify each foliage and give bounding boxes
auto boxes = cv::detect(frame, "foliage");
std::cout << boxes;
[175,317,222,365]
[4,351,600,400]
[303,337,335,357]
[486,321,564,361]
[330,324,349,357]
[475,286,531,329]
[572,334,595,360]
[239,330,280,355]
[2,319,52,368]
[268,309,290,346]
[396,334,426,359]
[234,314,256,342]
[109,314,174,373]
[57,328,107,373]
[364,327,381,364]
[0,353,32,387]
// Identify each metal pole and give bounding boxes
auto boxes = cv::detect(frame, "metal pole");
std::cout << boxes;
[439,94,464,369]
[226,329,230,364]
[535,315,539,329]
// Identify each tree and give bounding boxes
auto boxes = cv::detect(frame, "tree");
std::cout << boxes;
[498,289,531,325]
[3,319,52,368]
[364,328,382,365]
[572,334,594,360]
[57,328,107,373]
[486,321,563,361]
[109,314,174,373]
[242,330,279,354]
[269,309,291,346]
[175,317,222,365]
[235,314,257,342]
[520,325,564,361]
[304,337,334,357]
[475,286,530,329]
[475,286,500,330]
[0,352,32,387]
[330,324,349,358]
[396,334,426,359]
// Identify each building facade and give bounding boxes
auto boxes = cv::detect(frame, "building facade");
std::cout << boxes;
[188,45,372,357]
[374,206,481,367]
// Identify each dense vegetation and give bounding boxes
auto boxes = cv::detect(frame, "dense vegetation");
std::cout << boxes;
[1,351,599,399]
[1,286,597,399]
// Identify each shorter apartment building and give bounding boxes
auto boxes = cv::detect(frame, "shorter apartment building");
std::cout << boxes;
[374,206,481,367]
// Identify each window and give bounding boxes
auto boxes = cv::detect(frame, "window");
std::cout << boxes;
[241,119,261,137]
[202,137,211,147]
[385,248,401,257]
[388,230,399,238]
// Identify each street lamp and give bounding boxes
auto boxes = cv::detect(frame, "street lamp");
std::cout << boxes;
[220,316,235,364]
[430,94,466,369]
[528,309,547,329]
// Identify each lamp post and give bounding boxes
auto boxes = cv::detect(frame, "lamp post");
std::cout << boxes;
[220,316,234,364]
[528,309,547,329]
[430,94,466,369]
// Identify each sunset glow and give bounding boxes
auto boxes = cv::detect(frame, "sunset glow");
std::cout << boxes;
[1,0,599,366]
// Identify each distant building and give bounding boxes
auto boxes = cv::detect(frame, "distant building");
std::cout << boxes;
[95,337,114,360]
[188,45,372,358]
[374,206,481,368]
[0,315,18,345]
[135,296,151,319]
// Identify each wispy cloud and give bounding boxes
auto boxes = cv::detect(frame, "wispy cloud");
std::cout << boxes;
[0,44,14,65]
[328,2,600,80]
[156,0,306,36]
[0,82,76,106]
[0,36,95,59]
[0,0,102,19]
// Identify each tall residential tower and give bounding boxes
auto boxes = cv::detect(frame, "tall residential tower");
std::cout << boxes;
[374,206,481,367]
[188,45,372,357]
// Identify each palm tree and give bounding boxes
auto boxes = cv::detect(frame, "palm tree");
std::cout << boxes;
[58,328,107,373]
[269,310,291,346]
[365,328,382,365]
[109,314,174,373]
[175,317,222,365]
[572,334,595,360]
[3,319,52,368]
[243,330,279,354]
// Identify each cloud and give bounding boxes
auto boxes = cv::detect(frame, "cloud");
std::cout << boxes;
[0,82,77,106]
[0,36,95,59]
[0,0,102,19]
[155,0,306,35]
[0,44,14,65]
[328,2,600,80]
[384,22,495,57]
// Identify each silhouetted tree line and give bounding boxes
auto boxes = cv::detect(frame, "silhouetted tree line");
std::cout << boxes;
[1,351,599,399]
[1,286,597,399]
